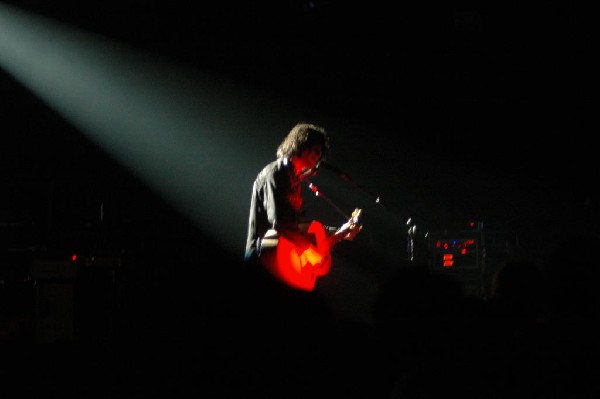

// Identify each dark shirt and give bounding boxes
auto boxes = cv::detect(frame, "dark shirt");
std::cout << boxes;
[244,158,306,263]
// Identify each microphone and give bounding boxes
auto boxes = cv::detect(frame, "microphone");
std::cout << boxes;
[318,161,351,181]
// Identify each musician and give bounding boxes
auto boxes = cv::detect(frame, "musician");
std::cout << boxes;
[243,122,360,291]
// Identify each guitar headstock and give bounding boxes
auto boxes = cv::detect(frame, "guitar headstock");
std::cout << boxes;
[351,208,362,224]
[337,208,362,242]
[329,208,364,246]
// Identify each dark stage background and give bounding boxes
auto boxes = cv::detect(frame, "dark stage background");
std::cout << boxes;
[1,0,596,356]
[1,2,598,398]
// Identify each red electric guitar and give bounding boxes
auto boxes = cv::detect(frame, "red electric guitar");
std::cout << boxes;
[259,208,362,291]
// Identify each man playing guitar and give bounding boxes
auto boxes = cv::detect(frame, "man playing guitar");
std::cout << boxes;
[244,123,362,291]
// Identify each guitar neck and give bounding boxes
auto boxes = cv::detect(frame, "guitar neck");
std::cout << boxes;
[327,229,351,248]
[328,233,344,248]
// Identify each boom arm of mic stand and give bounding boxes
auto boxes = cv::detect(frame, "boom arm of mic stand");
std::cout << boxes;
[348,179,381,205]
[319,162,381,205]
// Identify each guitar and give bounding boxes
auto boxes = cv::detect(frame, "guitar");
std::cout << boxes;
[259,208,362,291]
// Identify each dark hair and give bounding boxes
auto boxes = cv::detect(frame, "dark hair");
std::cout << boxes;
[276,122,331,161]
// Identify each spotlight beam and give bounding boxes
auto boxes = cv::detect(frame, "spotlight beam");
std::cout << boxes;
[0,3,306,257]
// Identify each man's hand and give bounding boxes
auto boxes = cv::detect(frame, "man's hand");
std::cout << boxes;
[333,208,363,243]
[336,220,362,241]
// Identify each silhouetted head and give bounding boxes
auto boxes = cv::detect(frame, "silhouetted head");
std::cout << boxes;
[276,122,331,162]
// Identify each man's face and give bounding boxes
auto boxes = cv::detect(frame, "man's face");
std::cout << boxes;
[296,145,323,179]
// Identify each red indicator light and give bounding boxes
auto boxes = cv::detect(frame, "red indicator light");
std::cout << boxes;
[443,253,454,267]
[71,253,77,262]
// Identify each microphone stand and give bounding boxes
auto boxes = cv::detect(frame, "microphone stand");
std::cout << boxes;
[406,217,417,262]
[317,162,419,263]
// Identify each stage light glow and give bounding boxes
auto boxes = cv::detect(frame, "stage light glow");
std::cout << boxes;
[0,3,311,258]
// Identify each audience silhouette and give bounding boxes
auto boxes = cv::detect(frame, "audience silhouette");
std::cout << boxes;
[3,233,600,398]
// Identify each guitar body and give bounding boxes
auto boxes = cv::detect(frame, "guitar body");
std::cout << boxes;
[259,208,361,292]
[259,221,332,292]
